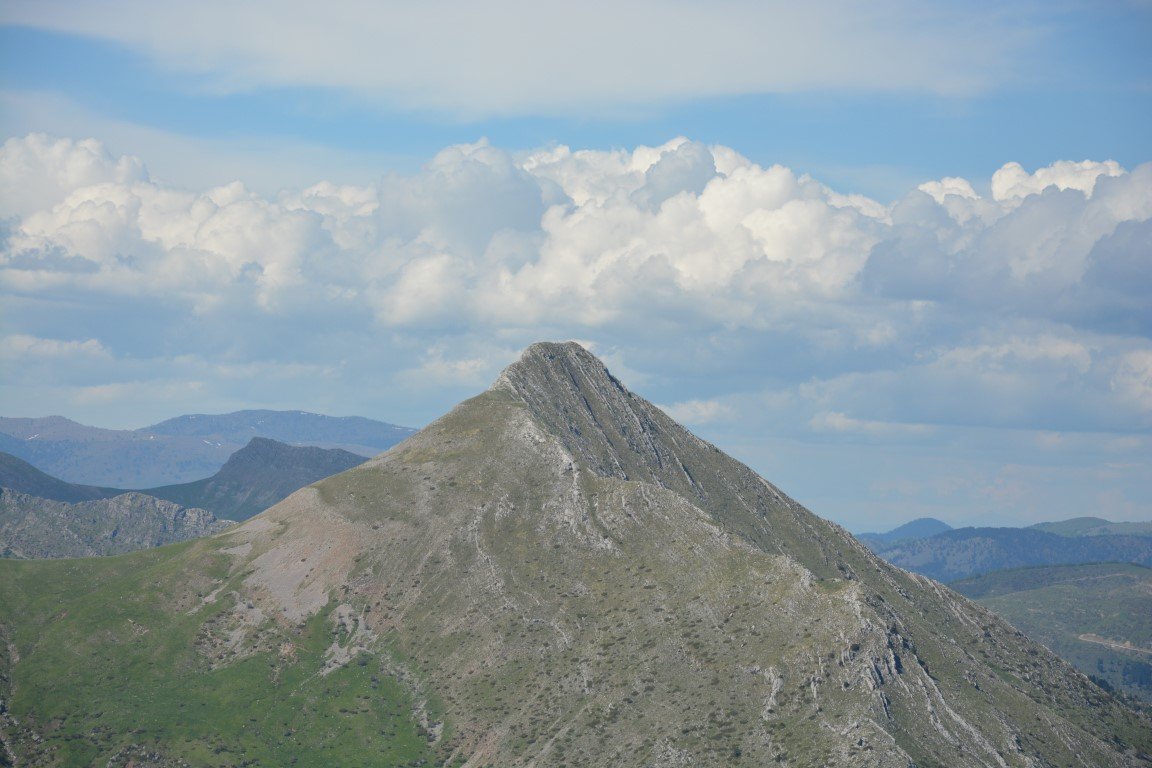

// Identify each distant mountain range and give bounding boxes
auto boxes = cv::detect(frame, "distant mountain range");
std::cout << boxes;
[861,517,1152,582]
[0,438,370,557]
[953,563,1152,703]
[0,409,414,487]
[857,516,953,547]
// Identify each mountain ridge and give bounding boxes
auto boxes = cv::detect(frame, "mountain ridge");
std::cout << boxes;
[1,341,1149,766]
[0,439,368,557]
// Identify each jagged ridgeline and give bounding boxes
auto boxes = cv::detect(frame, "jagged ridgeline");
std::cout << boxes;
[1,342,1149,767]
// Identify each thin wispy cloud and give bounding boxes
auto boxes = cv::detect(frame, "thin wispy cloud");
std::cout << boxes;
[2,1,1035,116]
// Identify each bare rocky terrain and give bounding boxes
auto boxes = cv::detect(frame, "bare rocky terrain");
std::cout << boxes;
[0,488,230,558]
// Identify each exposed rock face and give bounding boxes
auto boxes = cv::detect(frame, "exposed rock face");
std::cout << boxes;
[0,489,230,558]
[1,342,1150,766]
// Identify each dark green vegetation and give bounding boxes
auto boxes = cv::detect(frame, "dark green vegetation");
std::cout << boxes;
[0,410,412,487]
[953,563,1152,703]
[869,526,1152,582]
[146,437,368,521]
[1,343,1150,766]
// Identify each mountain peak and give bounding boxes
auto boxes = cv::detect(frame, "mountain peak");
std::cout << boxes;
[4,340,1150,765]
[492,341,704,492]
[492,341,608,394]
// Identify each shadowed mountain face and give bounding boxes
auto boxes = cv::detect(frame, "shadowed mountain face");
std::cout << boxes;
[0,451,120,503]
[146,437,368,521]
[1,342,1149,767]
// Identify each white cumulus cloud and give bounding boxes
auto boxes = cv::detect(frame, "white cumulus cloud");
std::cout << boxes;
[991,159,1124,202]
[2,132,1151,443]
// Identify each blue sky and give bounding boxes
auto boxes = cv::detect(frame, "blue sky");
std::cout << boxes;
[1,0,1150,531]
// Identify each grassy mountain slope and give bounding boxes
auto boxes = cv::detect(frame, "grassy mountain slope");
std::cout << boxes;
[952,563,1152,703]
[1,342,1149,767]
[145,437,368,521]
[0,541,437,767]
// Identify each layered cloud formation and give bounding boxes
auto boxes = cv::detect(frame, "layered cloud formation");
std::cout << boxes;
[2,133,1149,525]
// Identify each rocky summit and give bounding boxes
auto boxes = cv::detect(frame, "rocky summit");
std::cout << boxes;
[1,342,1149,767]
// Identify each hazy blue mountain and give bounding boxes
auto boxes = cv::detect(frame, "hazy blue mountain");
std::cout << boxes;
[873,526,1152,582]
[144,409,415,457]
[0,410,413,487]
[858,516,952,548]
[1031,517,1152,537]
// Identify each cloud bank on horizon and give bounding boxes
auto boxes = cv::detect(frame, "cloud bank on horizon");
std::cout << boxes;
[1,133,1149,528]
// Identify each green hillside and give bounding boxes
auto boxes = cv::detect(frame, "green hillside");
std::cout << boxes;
[952,563,1152,702]
[0,540,436,767]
